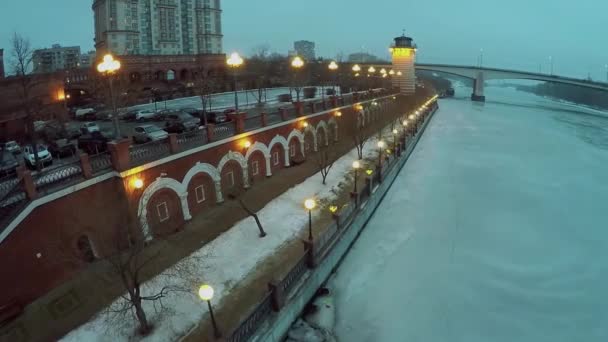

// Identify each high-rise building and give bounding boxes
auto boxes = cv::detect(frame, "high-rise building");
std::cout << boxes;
[79,51,96,68]
[32,44,81,74]
[348,52,381,63]
[92,0,223,56]
[294,40,315,61]
[0,49,4,78]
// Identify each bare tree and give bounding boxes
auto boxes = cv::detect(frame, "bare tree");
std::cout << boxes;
[11,32,41,169]
[100,225,204,336]
[351,110,372,160]
[227,191,267,237]
[248,45,273,107]
[314,140,338,185]
[194,67,217,126]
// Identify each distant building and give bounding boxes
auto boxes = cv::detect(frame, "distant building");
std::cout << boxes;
[0,49,4,78]
[79,51,96,68]
[93,0,223,56]
[294,40,315,61]
[33,44,81,73]
[348,52,381,63]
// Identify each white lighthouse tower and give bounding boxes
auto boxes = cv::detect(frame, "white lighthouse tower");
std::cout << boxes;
[390,34,417,95]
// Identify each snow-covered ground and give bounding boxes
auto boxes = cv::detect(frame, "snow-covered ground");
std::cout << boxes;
[61,125,391,341]
[330,84,608,341]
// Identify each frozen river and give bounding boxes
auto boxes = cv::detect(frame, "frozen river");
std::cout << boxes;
[330,84,608,341]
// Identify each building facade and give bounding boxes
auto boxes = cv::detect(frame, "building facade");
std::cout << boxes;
[93,0,223,56]
[348,52,382,63]
[294,40,315,61]
[32,44,81,74]
[79,50,96,68]
[390,35,417,95]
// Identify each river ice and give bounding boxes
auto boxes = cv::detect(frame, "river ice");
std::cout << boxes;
[330,84,608,342]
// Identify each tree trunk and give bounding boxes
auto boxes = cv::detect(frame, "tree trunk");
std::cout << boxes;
[239,199,266,237]
[133,298,151,335]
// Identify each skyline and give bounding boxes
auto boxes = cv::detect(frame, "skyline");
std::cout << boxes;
[0,0,606,79]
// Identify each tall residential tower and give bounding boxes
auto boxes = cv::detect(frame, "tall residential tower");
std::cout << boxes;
[92,0,223,56]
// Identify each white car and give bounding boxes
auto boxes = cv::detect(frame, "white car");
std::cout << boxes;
[23,144,53,169]
[74,108,96,120]
[133,125,169,143]
[3,141,21,154]
[135,110,157,122]
[81,122,100,134]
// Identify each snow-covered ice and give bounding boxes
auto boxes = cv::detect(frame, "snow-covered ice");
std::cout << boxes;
[330,84,608,341]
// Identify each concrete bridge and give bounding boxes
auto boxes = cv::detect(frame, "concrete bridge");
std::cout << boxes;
[414,64,608,101]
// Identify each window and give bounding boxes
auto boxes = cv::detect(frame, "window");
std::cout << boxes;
[273,152,279,166]
[226,171,234,187]
[195,185,206,203]
[157,202,169,222]
[290,144,296,157]
[252,161,259,176]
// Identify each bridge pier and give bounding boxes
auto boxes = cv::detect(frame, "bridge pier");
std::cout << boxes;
[471,71,485,102]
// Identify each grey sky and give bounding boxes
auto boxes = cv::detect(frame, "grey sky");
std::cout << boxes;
[1,0,606,79]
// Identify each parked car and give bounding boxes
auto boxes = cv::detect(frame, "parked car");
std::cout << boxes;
[80,122,100,135]
[78,132,109,155]
[164,112,199,133]
[2,141,21,154]
[153,109,178,121]
[133,125,169,144]
[48,139,78,158]
[74,108,97,121]
[23,144,53,169]
[184,109,230,125]
[135,110,157,122]
[0,152,19,177]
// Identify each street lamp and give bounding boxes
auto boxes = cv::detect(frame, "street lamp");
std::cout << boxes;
[227,52,244,113]
[392,129,398,150]
[132,177,144,190]
[389,70,395,76]
[291,56,305,102]
[397,71,402,76]
[328,61,339,95]
[304,199,316,241]
[352,160,361,193]
[97,54,122,139]
[377,140,385,167]
[368,66,376,74]
[198,284,221,338]
[352,64,361,73]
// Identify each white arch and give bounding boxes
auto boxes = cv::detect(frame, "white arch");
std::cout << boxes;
[316,120,329,147]
[303,125,318,152]
[268,134,290,167]
[137,177,191,241]
[245,141,272,177]
[328,117,339,141]
[287,129,306,158]
[182,162,224,203]
[218,150,250,188]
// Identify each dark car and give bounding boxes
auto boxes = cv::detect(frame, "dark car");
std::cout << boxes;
[154,109,179,121]
[187,110,230,125]
[48,139,78,158]
[78,132,109,155]
[0,152,19,177]
[164,112,200,133]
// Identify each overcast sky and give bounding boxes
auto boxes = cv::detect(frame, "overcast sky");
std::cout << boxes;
[1,0,606,79]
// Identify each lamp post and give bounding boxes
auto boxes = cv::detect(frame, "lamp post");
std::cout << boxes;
[304,199,316,242]
[367,66,376,90]
[97,54,122,139]
[198,284,221,339]
[392,129,398,150]
[291,56,305,102]
[377,140,385,168]
[328,61,339,95]
[352,64,361,92]
[227,52,244,113]
[352,160,361,193]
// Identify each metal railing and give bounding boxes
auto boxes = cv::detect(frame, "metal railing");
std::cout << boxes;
[176,129,207,150]
[0,179,28,232]
[228,293,274,342]
[213,122,235,141]
[0,176,19,198]
[34,161,84,195]
[279,254,309,295]
[129,139,171,166]
[89,152,113,174]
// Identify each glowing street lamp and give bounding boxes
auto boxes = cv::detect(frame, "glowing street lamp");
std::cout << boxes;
[389,70,395,76]
[397,71,403,76]
[328,61,339,95]
[97,54,122,138]
[227,52,244,113]
[352,64,361,73]
[132,178,144,190]
[198,284,221,338]
[368,66,376,74]
[392,128,398,150]
[291,56,305,102]
[352,160,361,193]
[304,199,316,241]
